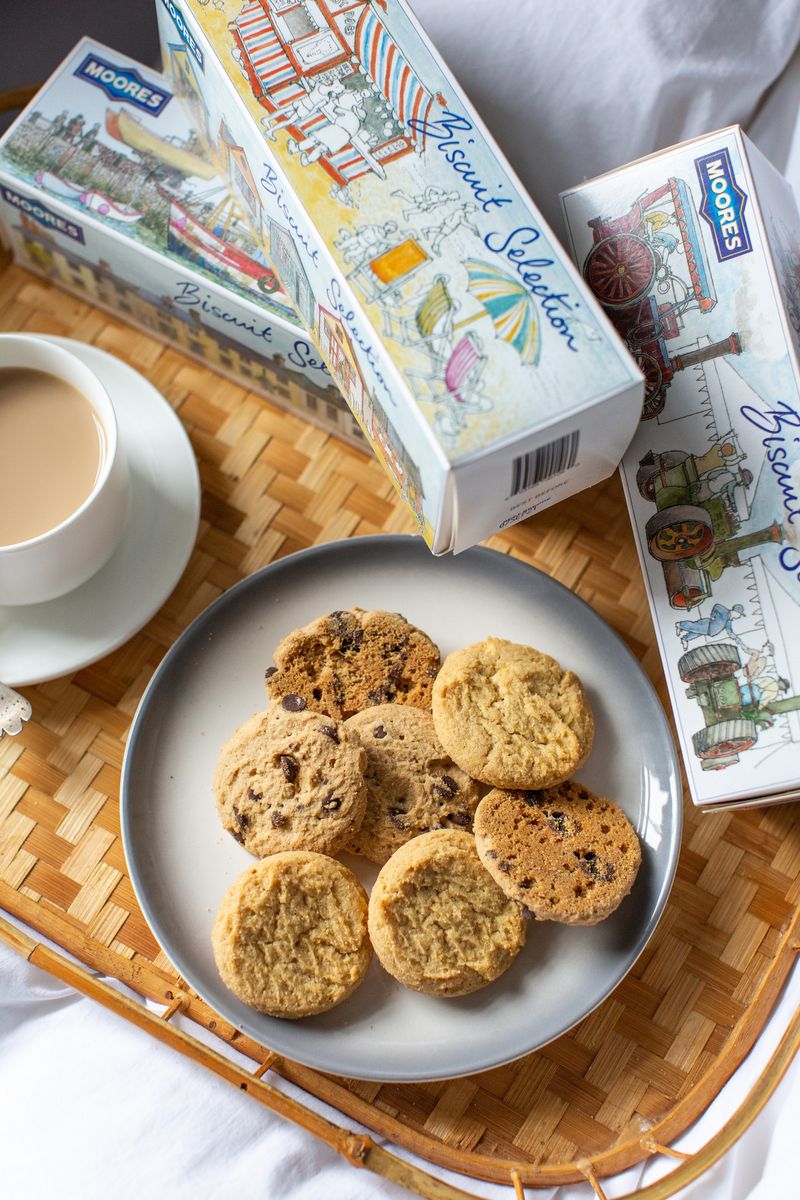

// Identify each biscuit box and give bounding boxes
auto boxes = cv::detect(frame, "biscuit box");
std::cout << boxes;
[560,126,800,809]
[155,0,644,553]
[0,39,364,449]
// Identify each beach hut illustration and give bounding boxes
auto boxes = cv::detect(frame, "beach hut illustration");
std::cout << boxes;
[316,305,369,422]
[229,0,439,190]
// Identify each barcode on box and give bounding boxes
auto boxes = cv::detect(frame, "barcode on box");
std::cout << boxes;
[510,431,580,495]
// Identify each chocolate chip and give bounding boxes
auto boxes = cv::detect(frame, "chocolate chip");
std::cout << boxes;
[373,724,387,739]
[340,628,363,654]
[281,694,306,712]
[318,724,339,744]
[280,754,298,782]
[264,666,278,680]
[368,686,393,705]
[388,808,407,830]
[246,788,262,802]
[233,805,250,829]
[498,860,511,873]
[484,849,498,859]
[432,774,459,799]
[580,855,615,882]
[232,828,245,845]
[519,878,532,889]
[522,907,535,920]
[322,794,341,812]
[447,811,470,827]
[271,811,287,827]
[584,850,596,861]
[522,790,546,806]
[547,812,581,837]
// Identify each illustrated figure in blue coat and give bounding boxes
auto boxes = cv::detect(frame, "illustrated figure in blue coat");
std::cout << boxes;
[675,602,745,650]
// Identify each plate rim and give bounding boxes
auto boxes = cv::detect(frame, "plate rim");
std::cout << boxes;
[121,533,683,1082]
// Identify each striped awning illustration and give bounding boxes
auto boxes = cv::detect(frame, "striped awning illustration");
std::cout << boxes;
[234,2,305,103]
[353,6,434,144]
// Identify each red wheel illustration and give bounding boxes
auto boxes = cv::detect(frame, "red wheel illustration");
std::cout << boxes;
[583,235,657,309]
[636,352,665,419]
[692,720,757,760]
[645,505,714,562]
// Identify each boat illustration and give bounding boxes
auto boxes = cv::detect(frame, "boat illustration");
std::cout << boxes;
[34,170,143,223]
[105,107,217,180]
[166,197,280,296]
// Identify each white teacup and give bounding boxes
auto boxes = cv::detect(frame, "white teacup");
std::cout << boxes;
[0,335,130,605]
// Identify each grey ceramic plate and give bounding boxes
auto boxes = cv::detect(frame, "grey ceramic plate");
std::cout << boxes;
[121,536,681,1082]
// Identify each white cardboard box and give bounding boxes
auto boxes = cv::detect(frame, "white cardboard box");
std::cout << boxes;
[561,127,800,808]
[156,0,643,552]
[0,39,365,448]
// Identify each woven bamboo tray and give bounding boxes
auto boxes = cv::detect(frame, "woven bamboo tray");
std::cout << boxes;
[2,256,800,1197]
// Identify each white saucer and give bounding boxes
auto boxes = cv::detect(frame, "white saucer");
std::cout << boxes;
[0,338,201,686]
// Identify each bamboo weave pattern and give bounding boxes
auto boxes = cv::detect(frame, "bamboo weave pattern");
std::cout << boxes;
[1,261,799,1187]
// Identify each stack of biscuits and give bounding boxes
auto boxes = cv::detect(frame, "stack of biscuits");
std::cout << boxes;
[211,609,641,1020]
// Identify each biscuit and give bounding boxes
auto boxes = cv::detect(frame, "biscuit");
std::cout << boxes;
[212,852,371,1018]
[473,782,641,925]
[265,608,440,720]
[368,830,525,996]
[214,707,367,857]
[344,705,482,863]
[431,637,594,789]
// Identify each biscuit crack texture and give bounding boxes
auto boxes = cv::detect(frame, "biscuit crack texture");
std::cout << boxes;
[213,853,371,1018]
[368,830,525,996]
[432,638,593,789]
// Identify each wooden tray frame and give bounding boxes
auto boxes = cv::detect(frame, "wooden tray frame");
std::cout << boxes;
[1,100,800,1191]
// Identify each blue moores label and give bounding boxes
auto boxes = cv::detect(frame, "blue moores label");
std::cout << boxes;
[74,54,172,114]
[160,0,205,71]
[695,148,752,262]
[1,185,85,242]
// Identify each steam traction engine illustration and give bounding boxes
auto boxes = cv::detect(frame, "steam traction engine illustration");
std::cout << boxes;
[230,0,437,192]
[636,437,784,609]
[677,642,800,769]
[582,178,742,417]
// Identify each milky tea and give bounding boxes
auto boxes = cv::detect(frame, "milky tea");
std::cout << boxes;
[0,367,106,546]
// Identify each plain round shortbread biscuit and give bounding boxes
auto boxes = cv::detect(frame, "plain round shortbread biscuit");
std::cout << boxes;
[431,637,594,789]
[344,705,483,864]
[474,782,641,925]
[265,608,441,720]
[214,707,367,857]
[368,829,525,996]
[212,852,371,1018]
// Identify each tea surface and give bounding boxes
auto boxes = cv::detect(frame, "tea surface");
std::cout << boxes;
[0,367,105,545]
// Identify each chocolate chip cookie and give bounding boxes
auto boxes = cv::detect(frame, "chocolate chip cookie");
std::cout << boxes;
[431,637,594,789]
[344,704,482,864]
[265,608,440,720]
[212,852,371,1018]
[368,830,525,996]
[214,707,367,857]
[474,782,641,925]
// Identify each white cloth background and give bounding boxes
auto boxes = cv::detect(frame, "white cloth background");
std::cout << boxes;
[3,1,800,1196]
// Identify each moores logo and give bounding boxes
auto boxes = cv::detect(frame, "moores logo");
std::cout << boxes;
[159,0,205,71]
[74,54,172,115]
[695,148,752,262]
[1,186,85,243]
